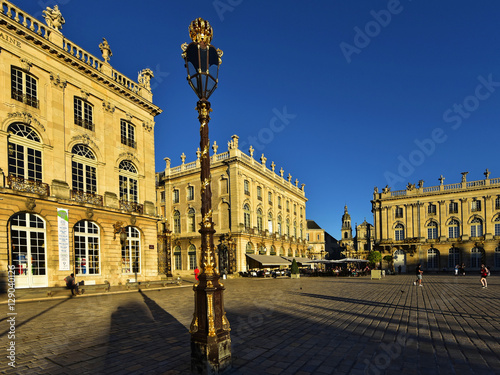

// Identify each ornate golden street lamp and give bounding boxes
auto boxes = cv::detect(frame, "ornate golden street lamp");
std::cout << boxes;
[181,18,231,374]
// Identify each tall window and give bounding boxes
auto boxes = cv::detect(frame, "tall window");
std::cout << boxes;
[495,247,500,268]
[300,223,303,239]
[188,245,197,270]
[187,185,194,200]
[395,207,403,218]
[428,203,437,215]
[286,200,290,212]
[470,218,483,237]
[8,123,42,182]
[495,216,500,236]
[11,67,38,108]
[427,248,439,269]
[120,120,136,148]
[449,202,458,214]
[294,221,297,238]
[74,97,94,131]
[268,192,272,205]
[496,196,500,210]
[71,144,96,193]
[10,213,46,278]
[471,200,481,212]
[244,180,249,195]
[395,224,405,241]
[268,212,273,233]
[257,208,263,232]
[278,196,282,208]
[448,219,460,238]
[427,221,438,239]
[121,227,140,274]
[257,186,262,200]
[173,210,181,233]
[277,216,282,235]
[74,220,100,275]
[286,219,290,236]
[244,204,251,229]
[188,208,196,232]
[173,189,180,203]
[174,246,182,270]
[448,247,460,268]
[470,247,482,268]
[119,160,138,203]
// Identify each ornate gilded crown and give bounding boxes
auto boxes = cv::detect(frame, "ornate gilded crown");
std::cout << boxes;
[189,18,213,45]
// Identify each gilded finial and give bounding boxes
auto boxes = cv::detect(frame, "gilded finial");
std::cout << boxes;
[189,18,213,45]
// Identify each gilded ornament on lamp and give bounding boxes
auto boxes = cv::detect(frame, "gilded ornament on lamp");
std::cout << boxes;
[201,145,210,159]
[189,18,213,45]
[222,313,231,331]
[189,315,199,334]
[207,294,216,337]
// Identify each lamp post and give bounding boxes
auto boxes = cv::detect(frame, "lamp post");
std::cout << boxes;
[182,18,231,374]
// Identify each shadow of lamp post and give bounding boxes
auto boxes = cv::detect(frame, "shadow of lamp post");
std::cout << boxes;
[181,18,231,374]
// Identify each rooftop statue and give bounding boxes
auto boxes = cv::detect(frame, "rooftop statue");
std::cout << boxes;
[43,5,65,31]
[99,38,112,63]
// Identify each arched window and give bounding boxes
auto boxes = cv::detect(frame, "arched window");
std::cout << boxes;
[188,208,196,232]
[10,212,46,288]
[427,221,438,239]
[121,227,140,274]
[173,210,181,233]
[268,212,273,233]
[448,247,460,268]
[8,123,42,182]
[119,160,138,203]
[287,248,292,256]
[173,246,182,270]
[270,245,276,255]
[427,248,439,269]
[395,224,405,241]
[74,220,100,275]
[246,242,254,254]
[448,219,460,238]
[470,218,483,237]
[259,245,266,255]
[257,208,263,232]
[71,144,97,194]
[494,216,500,237]
[471,247,482,268]
[244,204,251,229]
[188,245,197,270]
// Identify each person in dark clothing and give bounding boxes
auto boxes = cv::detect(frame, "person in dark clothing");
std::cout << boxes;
[64,273,80,296]
[414,264,423,287]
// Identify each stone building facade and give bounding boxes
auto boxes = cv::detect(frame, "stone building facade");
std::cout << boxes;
[339,205,373,259]
[0,2,162,288]
[371,170,500,273]
[156,135,308,275]
[306,220,341,261]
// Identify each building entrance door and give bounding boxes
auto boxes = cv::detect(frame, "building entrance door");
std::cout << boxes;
[393,249,406,273]
[10,213,48,288]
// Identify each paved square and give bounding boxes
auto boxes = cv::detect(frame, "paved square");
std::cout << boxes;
[1,275,499,374]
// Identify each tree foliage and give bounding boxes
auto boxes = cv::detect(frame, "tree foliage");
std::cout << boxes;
[291,258,299,274]
[367,251,382,266]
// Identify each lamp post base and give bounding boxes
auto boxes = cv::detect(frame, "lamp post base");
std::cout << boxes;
[191,336,231,375]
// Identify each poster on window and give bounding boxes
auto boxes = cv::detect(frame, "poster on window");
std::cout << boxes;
[57,208,70,271]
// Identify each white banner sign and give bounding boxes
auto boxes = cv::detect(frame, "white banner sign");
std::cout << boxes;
[57,208,70,271]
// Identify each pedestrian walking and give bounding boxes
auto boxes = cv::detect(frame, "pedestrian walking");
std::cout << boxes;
[414,264,423,287]
[480,264,490,288]
[455,264,459,276]
[461,263,466,276]
[64,273,81,296]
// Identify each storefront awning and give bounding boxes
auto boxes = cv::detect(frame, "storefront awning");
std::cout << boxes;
[280,256,314,265]
[245,254,292,267]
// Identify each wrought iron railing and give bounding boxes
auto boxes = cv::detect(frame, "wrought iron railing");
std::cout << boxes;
[71,190,103,206]
[7,175,49,195]
[120,200,144,214]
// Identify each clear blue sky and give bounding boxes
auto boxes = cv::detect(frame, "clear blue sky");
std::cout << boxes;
[16,0,500,238]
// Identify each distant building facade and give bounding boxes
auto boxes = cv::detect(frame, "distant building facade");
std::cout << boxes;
[339,205,373,259]
[372,170,500,273]
[0,2,162,288]
[306,220,341,260]
[156,135,308,275]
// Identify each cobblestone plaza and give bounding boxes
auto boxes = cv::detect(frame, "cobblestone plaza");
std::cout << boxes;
[1,275,499,374]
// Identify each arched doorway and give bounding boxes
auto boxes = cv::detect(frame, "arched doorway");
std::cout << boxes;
[10,212,48,288]
[393,249,406,273]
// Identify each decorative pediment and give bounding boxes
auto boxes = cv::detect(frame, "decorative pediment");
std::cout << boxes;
[7,112,45,132]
